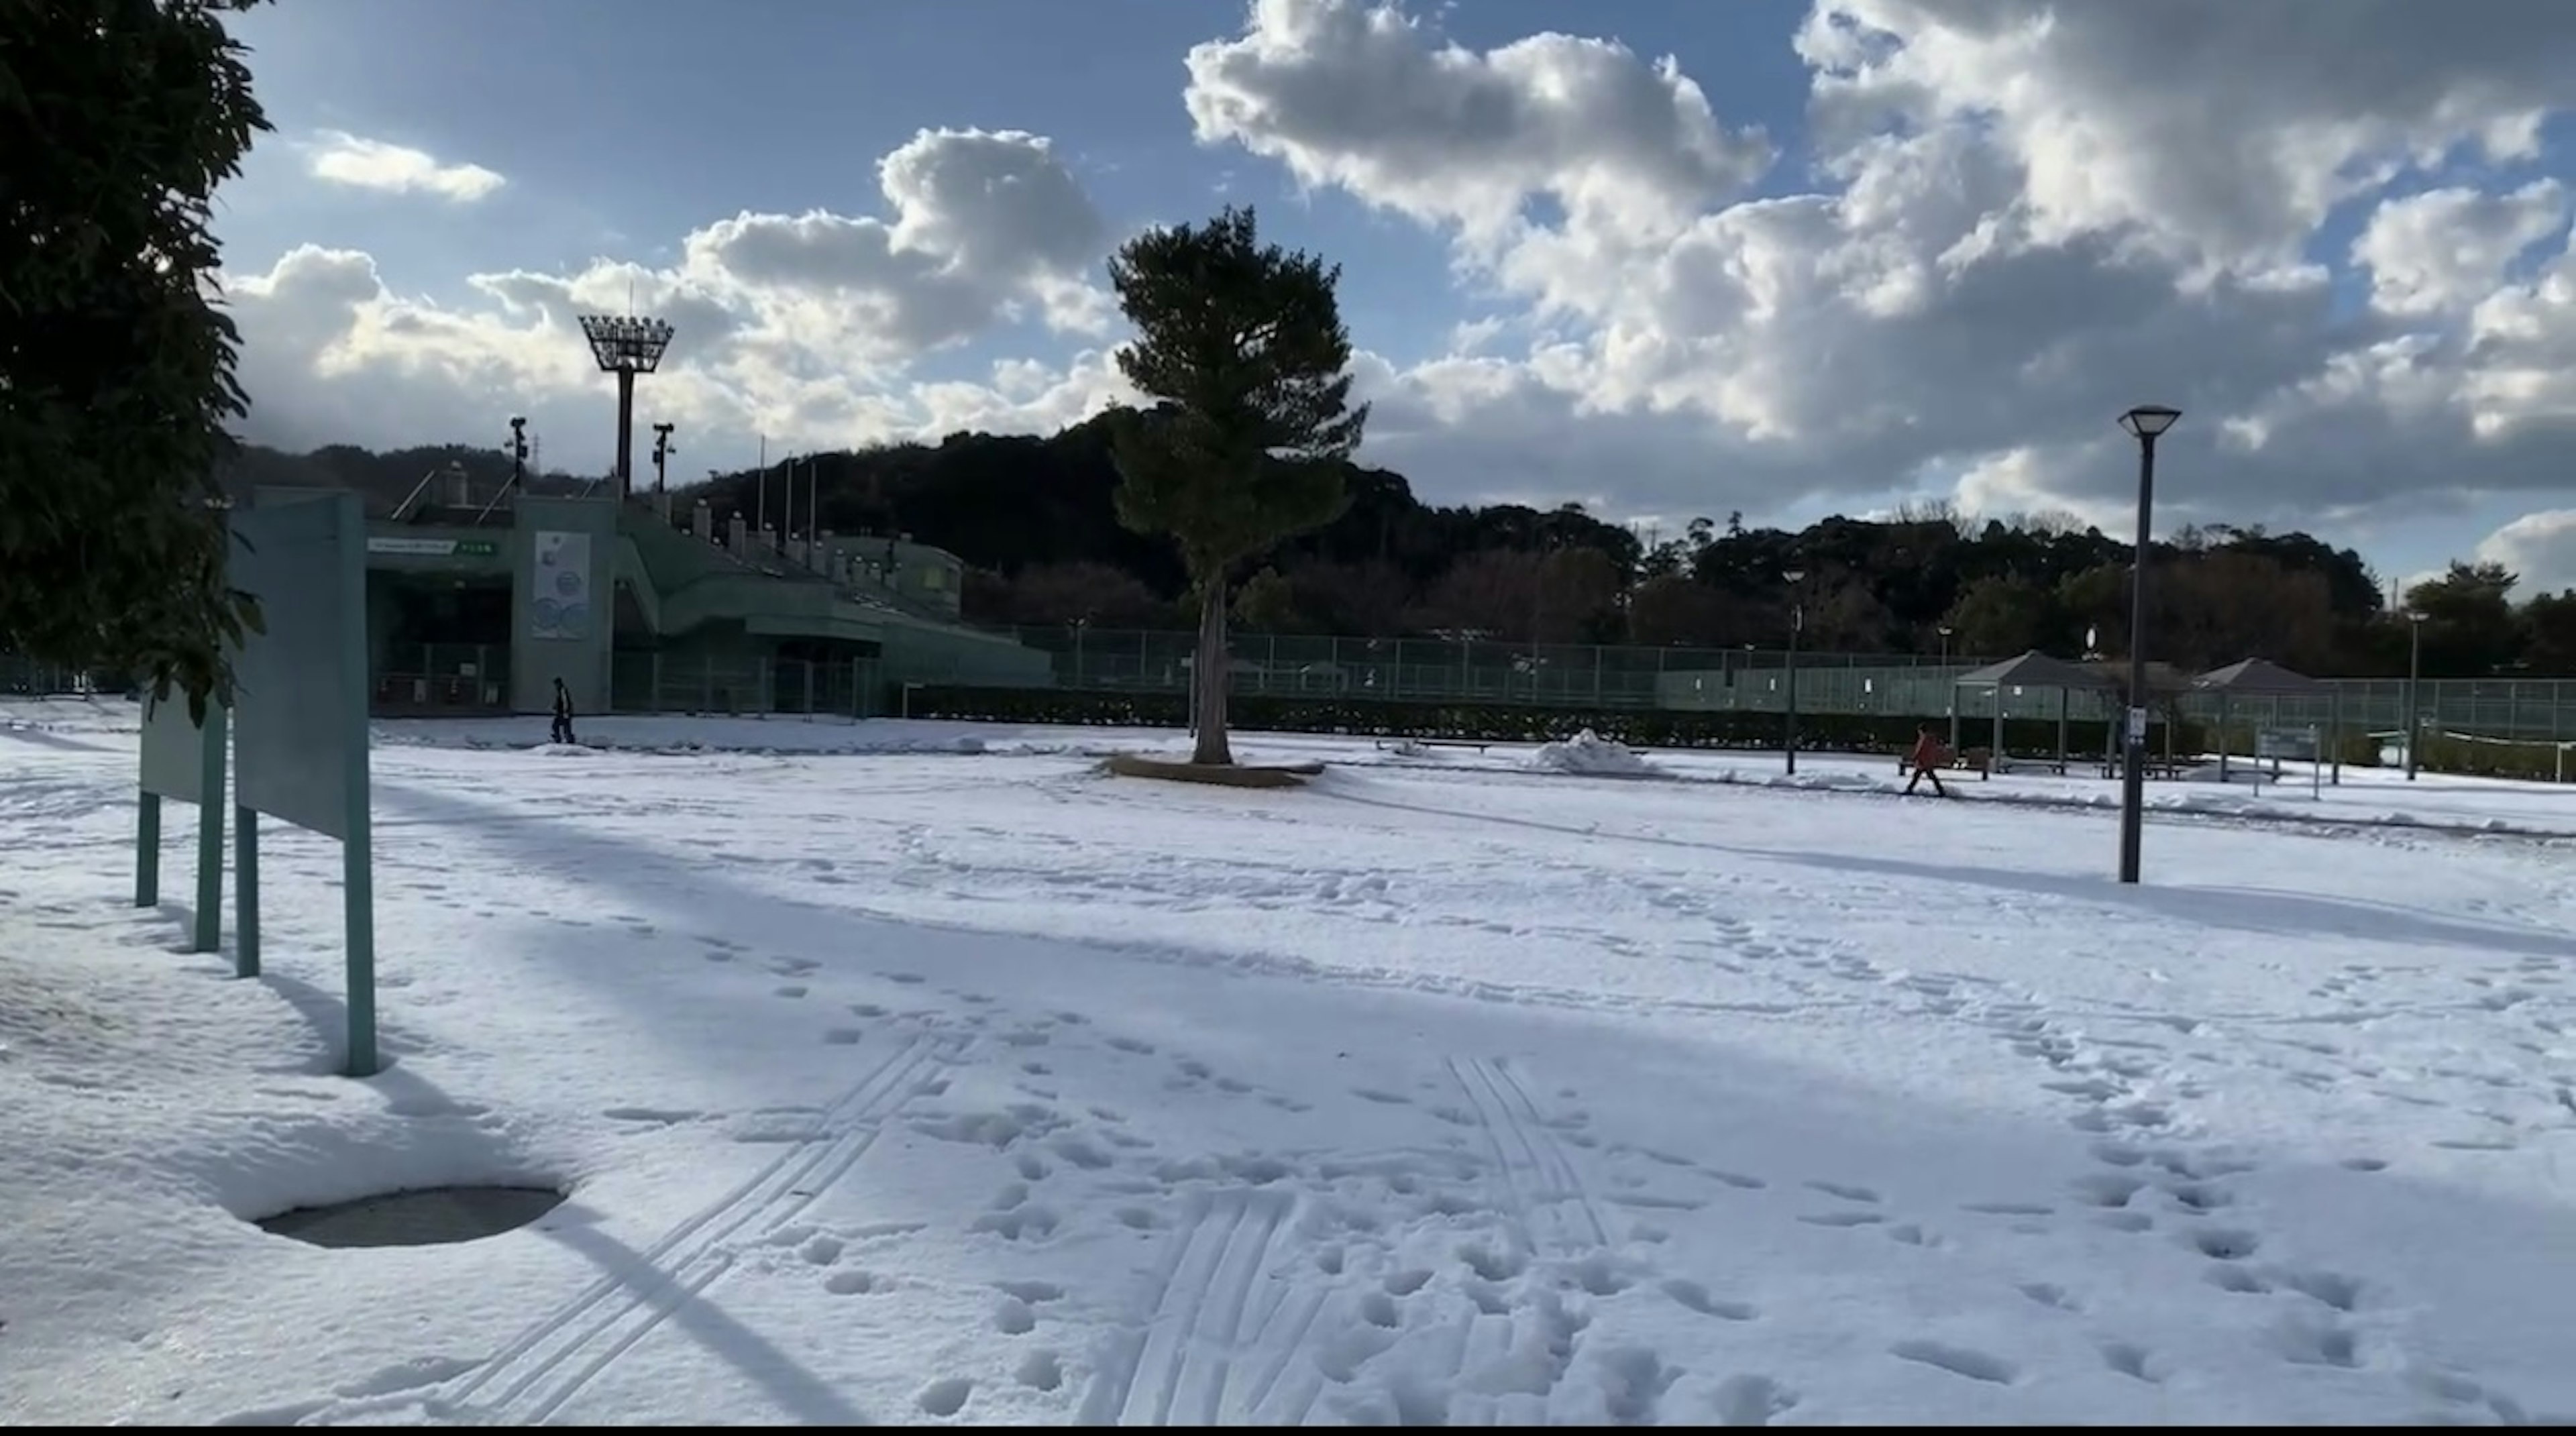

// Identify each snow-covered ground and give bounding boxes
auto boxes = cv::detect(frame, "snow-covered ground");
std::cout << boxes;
[5,697,2574,1425]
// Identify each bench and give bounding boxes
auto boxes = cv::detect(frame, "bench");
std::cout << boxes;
[1375,738,1492,755]
[1898,747,1992,775]
[2096,759,2189,780]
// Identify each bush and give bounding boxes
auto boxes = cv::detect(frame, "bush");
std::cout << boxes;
[2328,729,2575,783]
[2416,734,2575,783]
[902,685,2206,762]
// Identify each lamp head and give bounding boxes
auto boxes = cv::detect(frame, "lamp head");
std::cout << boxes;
[2118,404,2182,440]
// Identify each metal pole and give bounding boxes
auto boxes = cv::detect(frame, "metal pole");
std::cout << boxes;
[613,370,636,502]
[1785,609,1802,776]
[2405,620,2422,781]
[2330,686,2343,786]
[135,791,160,907]
[1941,629,1957,753]
[2118,433,2157,885]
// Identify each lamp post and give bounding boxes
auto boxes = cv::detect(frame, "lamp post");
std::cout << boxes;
[649,423,676,512]
[1783,566,1807,775]
[577,315,676,504]
[2114,404,2182,885]
[2404,610,2427,781]
[1938,623,1956,753]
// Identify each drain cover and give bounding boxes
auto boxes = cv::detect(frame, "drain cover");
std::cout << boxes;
[256,1186,566,1248]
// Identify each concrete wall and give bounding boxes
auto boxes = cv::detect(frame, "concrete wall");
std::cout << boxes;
[510,496,619,715]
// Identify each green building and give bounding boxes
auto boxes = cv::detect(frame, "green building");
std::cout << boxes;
[340,472,1047,718]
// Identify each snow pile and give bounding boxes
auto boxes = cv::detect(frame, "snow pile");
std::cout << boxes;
[1528,728,1662,778]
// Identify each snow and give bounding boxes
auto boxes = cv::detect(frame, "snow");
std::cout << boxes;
[1527,728,1662,779]
[5,694,2576,1425]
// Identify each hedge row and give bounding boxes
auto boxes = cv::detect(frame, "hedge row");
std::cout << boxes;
[2296,730,2576,783]
[901,685,2208,761]
[2404,733,2573,783]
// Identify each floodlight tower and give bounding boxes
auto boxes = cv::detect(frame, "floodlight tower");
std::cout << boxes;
[578,315,676,502]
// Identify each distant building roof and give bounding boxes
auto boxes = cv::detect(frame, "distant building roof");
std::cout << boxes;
[2193,657,2330,696]
[1953,651,2114,689]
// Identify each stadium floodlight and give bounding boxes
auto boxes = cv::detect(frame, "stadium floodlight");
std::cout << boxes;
[578,315,677,502]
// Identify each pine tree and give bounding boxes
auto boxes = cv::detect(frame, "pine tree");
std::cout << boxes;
[1106,206,1366,765]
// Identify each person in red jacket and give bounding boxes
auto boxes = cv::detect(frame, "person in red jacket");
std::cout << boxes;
[1904,724,1949,797]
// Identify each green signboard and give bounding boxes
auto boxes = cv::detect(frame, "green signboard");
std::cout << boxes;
[367,536,500,558]
[237,491,382,1076]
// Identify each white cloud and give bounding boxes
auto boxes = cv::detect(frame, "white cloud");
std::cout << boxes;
[231,1,2576,575]
[305,130,506,203]
[1183,0,1772,249]
[2473,508,2576,594]
[1171,0,2576,537]
[2354,180,2570,317]
[229,128,1124,468]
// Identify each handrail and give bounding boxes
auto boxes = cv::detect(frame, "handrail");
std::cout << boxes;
[389,465,440,522]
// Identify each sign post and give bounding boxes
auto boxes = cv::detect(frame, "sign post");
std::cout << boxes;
[136,690,229,954]
[2253,725,2325,800]
[232,490,380,1076]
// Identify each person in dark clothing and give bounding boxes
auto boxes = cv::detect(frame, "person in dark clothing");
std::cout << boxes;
[550,677,576,744]
[1904,723,1949,796]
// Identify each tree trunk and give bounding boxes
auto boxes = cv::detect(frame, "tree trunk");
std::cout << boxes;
[1192,577,1234,765]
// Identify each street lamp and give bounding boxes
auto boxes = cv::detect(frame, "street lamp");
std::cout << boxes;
[2404,609,2428,781]
[1938,623,1956,752]
[1782,566,1807,775]
[577,314,676,504]
[2114,404,2181,885]
[649,423,676,511]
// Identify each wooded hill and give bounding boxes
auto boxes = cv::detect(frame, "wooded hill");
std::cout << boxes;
[224,410,2567,681]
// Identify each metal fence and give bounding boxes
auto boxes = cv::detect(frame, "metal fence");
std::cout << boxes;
[1009,627,1976,710]
[608,653,890,718]
[370,644,1026,720]
[22,637,2576,744]
[1,655,114,697]
[1001,628,2576,741]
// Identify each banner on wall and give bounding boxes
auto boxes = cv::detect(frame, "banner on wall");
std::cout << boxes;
[530,530,592,641]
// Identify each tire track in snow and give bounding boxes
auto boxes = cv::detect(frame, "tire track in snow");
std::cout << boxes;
[1434,1057,1615,1425]
[1080,1187,1326,1426]
[1447,1056,1607,1256]
[372,1033,958,1425]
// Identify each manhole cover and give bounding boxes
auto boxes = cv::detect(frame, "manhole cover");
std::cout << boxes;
[256,1185,566,1248]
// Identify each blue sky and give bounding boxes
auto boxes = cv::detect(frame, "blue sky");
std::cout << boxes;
[222,0,1807,370]
[215,0,2576,594]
